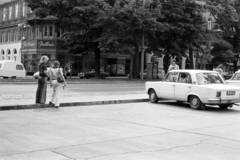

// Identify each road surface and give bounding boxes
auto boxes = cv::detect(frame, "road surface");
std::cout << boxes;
[1,102,240,159]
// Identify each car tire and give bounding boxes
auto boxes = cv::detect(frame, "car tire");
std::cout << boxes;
[219,104,231,109]
[189,96,202,110]
[149,89,159,103]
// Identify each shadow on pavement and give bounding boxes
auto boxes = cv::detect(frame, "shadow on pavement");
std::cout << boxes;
[156,101,240,114]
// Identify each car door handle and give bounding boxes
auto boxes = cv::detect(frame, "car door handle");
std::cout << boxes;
[172,85,175,86]
[188,86,191,88]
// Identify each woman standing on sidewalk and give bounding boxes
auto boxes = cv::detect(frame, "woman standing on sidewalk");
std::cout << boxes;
[49,61,66,108]
[36,56,49,104]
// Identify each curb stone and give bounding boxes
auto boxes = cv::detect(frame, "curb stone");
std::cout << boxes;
[0,98,149,111]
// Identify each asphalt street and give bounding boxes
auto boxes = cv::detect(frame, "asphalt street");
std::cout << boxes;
[0,83,144,95]
[1,102,240,160]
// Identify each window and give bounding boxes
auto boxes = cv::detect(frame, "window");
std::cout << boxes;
[44,26,48,37]
[15,4,18,18]
[22,3,25,16]
[197,73,224,85]
[16,65,23,70]
[7,32,11,42]
[177,73,192,84]
[1,50,4,60]
[0,64,1,68]
[1,33,5,42]
[3,8,6,21]
[49,26,53,38]
[9,7,12,20]
[14,30,17,41]
[231,73,240,80]
[164,72,178,82]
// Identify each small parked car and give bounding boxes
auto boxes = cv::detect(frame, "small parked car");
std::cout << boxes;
[0,60,26,79]
[78,69,110,79]
[145,69,240,110]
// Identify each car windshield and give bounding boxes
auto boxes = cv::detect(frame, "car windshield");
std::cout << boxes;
[196,73,224,85]
[231,73,240,80]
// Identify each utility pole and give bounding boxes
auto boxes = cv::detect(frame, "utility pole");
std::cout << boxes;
[141,31,144,80]
[140,0,145,80]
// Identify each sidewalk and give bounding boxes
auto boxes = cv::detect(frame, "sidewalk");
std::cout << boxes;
[0,92,149,111]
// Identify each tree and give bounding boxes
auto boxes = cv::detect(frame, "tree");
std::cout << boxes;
[205,0,239,71]
[97,0,165,79]
[25,0,113,78]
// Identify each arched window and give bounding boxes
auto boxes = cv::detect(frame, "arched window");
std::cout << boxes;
[14,49,17,54]
[1,50,5,60]
[7,49,11,60]
[13,49,17,61]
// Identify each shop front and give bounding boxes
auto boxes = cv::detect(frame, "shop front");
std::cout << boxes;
[21,39,82,75]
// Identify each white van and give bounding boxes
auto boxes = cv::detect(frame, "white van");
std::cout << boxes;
[0,60,26,79]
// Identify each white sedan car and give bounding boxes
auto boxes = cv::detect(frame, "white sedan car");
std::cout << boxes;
[145,70,240,110]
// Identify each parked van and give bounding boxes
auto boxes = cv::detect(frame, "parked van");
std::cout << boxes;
[0,60,26,79]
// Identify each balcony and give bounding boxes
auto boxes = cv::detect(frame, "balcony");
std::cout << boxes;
[0,18,25,28]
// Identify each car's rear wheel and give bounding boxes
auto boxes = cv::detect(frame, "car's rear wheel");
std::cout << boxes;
[189,96,202,110]
[149,90,159,103]
[219,104,231,109]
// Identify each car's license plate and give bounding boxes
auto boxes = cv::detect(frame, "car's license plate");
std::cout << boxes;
[227,100,231,103]
[227,91,235,95]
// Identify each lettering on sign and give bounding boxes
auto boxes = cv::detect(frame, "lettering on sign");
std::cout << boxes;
[22,41,36,48]
[38,41,55,48]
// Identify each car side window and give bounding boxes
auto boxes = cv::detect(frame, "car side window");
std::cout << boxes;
[178,73,192,84]
[232,73,240,80]
[16,65,23,70]
[164,72,178,82]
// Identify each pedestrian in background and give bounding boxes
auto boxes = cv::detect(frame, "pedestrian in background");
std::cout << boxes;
[36,55,49,104]
[49,61,66,108]
[214,64,224,75]
[168,59,179,72]
[163,53,170,74]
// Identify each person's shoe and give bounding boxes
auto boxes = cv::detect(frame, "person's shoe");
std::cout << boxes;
[55,106,59,108]
[49,101,54,105]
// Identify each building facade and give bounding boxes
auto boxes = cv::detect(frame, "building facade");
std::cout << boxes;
[0,0,28,63]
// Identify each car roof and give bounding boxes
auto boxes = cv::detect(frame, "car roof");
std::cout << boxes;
[169,69,218,74]
[235,70,240,73]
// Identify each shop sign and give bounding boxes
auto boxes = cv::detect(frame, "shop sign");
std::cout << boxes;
[22,40,37,49]
[37,40,56,49]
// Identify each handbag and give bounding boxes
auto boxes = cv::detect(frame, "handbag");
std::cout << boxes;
[57,68,64,83]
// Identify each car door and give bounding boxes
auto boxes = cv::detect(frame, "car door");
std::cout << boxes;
[174,72,192,101]
[160,72,179,99]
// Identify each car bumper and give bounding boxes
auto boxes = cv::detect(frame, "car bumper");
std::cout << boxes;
[207,98,240,104]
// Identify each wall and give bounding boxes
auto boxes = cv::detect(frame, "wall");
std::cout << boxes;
[0,42,21,62]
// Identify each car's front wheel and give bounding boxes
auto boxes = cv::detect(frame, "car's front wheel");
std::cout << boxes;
[189,96,203,110]
[149,90,159,103]
[219,104,232,109]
